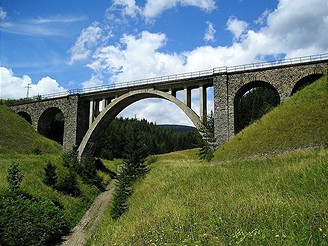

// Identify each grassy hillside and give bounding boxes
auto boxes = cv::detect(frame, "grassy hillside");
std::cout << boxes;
[0,105,114,229]
[214,74,328,161]
[87,75,328,245]
[0,105,61,154]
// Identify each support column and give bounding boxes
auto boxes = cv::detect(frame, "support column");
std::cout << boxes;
[168,88,177,97]
[199,83,207,120]
[184,85,191,108]
[101,98,106,111]
[89,99,94,127]
[214,74,233,146]
[94,100,100,117]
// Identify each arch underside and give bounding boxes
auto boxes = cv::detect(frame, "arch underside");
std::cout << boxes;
[78,89,202,157]
[38,107,65,144]
[233,80,280,134]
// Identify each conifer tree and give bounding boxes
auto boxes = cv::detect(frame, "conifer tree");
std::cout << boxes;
[7,161,24,192]
[43,161,57,187]
[199,111,217,161]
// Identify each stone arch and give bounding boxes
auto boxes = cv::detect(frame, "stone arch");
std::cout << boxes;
[78,89,201,157]
[17,111,32,125]
[233,80,280,133]
[38,107,65,144]
[291,73,323,95]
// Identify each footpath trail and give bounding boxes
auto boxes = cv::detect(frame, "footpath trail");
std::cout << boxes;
[61,180,116,246]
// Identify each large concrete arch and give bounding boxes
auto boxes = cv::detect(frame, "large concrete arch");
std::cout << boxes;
[78,89,202,157]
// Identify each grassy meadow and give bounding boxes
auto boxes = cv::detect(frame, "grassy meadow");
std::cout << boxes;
[87,75,328,245]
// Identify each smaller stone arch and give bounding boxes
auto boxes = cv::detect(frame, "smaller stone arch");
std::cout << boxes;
[291,73,323,95]
[38,107,65,144]
[233,80,280,133]
[17,111,32,125]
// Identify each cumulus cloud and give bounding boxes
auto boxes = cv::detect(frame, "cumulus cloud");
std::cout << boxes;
[68,22,103,64]
[226,16,249,40]
[0,67,66,99]
[204,21,216,42]
[88,31,186,83]
[107,0,216,19]
[118,99,194,126]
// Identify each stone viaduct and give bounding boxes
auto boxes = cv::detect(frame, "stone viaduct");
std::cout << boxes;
[9,54,328,157]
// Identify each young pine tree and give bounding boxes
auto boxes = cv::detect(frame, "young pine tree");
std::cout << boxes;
[199,111,217,161]
[43,161,57,187]
[110,123,149,219]
[6,161,24,192]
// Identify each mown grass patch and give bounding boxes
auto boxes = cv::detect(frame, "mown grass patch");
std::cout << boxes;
[87,148,328,245]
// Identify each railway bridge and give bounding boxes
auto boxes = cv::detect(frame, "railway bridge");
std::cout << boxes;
[10,54,328,157]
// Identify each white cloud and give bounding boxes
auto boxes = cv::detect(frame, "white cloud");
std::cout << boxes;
[226,16,249,40]
[68,22,103,64]
[0,67,66,99]
[204,21,216,42]
[0,7,7,20]
[111,0,141,17]
[254,9,271,25]
[108,0,216,19]
[88,31,186,83]
[118,99,194,126]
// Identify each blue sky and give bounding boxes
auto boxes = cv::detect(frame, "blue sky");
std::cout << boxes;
[1,0,328,125]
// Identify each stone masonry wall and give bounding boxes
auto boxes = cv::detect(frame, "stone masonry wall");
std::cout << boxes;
[214,61,328,146]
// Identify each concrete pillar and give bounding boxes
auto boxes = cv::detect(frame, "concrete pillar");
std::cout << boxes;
[199,83,207,120]
[101,98,106,111]
[184,86,191,108]
[168,88,177,97]
[89,100,94,127]
[94,100,100,117]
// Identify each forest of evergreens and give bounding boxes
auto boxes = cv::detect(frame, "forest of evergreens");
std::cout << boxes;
[98,117,203,159]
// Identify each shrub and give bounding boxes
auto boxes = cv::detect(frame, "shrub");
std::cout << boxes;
[6,161,24,192]
[56,171,80,197]
[75,155,104,190]
[0,191,68,246]
[43,161,57,187]
[62,146,79,169]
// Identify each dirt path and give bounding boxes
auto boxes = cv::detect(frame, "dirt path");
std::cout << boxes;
[61,180,116,246]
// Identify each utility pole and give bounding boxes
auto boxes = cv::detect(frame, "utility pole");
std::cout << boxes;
[25,83,31,98]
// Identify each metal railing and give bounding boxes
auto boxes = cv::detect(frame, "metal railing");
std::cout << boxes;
[32,53,328,101]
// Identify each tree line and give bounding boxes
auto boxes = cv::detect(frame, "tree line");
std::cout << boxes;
[98,117,203,159]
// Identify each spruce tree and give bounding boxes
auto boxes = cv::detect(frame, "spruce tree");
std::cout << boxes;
[110,123,149,219]
[199,111,216,161]
[7,161,24,192]
[43,161,57,187]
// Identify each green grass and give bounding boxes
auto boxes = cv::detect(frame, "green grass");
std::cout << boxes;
[0,105,114,228]
[0,105,61,154]
[88,148,328,245]
[87,75,328,245]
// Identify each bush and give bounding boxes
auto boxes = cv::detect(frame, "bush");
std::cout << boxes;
[43,161,57,187]
[0,191,69,245]
[71,155,103,190]
[56,171,80,197]
[62,146,79,169]
[6,161,24,192]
